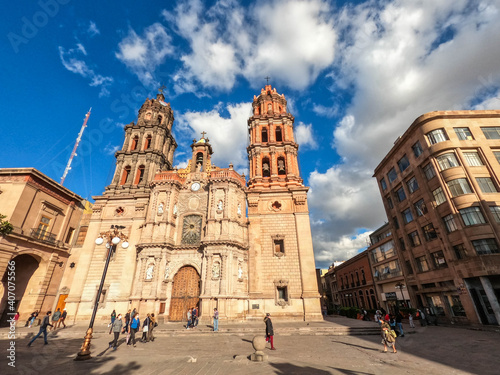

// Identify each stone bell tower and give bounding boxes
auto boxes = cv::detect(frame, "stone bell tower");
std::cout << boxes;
[106,91,177,195]
[247,85,321,321]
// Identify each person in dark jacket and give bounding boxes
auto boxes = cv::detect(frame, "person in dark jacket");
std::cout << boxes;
[27,311,53,346]
[264,313,276,350]
[141,314,151,342]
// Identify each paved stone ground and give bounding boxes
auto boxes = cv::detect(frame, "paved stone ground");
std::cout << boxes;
[1,316,499,375]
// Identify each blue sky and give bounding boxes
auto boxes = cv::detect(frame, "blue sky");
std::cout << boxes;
[1,0,500,268]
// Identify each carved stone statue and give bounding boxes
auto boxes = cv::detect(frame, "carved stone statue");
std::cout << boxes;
[238,263,243,279]
[158,203,164,214]
[212,263,220,278]
[217,200,223,211]
[173,204,178,215]
[237,203,242,217]
[164,263,170,279]
[146,264,154,280]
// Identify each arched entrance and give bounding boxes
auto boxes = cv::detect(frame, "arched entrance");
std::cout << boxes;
[169,266,200,322]
[0,254,39,327]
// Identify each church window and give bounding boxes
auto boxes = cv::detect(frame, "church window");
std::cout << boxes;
[144,135,152,149]
[134,165,145,184]
[262,158,271,177]
[65,227,75,244]
[131,136,139,150]
[274,239,284,254]
[121,166,131,185]
[276,127,283,142]
[278,287,288,301]
[277,157,286,175]
[261,128,268,143]
[158,115,163,124]
[35,216,51,240]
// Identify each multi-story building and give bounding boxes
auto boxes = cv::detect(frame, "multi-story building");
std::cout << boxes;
[326,251,377,310]
[374,110,500,325]
[0,168,85,326]
[367,223,410,314]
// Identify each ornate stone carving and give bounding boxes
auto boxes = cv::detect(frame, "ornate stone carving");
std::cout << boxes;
[181,215,202,244]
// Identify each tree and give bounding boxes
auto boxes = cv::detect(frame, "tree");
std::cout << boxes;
[0,214,14,236]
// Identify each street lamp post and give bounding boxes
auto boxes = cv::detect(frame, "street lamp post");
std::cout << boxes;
[395,282,406,308]
[75,225,129,361]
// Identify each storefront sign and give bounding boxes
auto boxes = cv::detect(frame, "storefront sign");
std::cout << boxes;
[385,292,397,300]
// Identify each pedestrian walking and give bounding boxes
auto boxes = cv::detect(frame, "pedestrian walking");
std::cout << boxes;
[192,306,198,328]
[148,313,156,342]
[123,310,131,333]
[186,308,192,329]
[109,314,123,350]
[417,308,426,326]
[379,317,397,353]
[13,312,20,326]
[264,313,276,350]
[141,314,151,342]
[111,309,117,323]
[57,308,67,328]
[51,308,61,330]
[128,313,140,347]
[409,312,415,328]
[27,311,53,346]
[396,311,404,337]
[213,308,219,332]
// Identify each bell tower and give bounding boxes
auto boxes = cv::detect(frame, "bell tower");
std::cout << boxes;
[246,84,322,321]
[247,85,302,189]
[106,91,177,194]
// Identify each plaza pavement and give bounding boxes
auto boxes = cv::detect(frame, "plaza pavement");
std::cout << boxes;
[1,315,499,375]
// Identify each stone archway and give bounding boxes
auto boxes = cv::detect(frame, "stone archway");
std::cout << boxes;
[0,254,39,327]
[168,266,200,322]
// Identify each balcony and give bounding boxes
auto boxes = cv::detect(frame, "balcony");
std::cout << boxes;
[30,228,65,247]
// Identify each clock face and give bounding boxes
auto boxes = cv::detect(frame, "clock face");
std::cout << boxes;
[191,182,201,191]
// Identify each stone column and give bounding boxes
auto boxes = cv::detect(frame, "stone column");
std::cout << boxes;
[479,276,500,324]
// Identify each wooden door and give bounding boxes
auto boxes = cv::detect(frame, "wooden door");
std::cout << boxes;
[169,266,200,321]
[55,294,68,313]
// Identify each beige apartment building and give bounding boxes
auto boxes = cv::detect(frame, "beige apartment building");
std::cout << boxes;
[367,223,410,314]
[374,110,500,325]
[0,168,85,326]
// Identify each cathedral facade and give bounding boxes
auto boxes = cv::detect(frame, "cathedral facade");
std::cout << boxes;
[65,85,321,322]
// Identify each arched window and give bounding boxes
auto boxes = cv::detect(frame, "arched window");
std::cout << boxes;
[158,115,163,124]
[361,270,366,284]
[130,135,139,151]
[134,165,145,184]
[144,135,152,149]
[262,157,271,177]
[120,166,131,185]
[277,157,286,175]
[196,152,204,171]
[276,127,283,142]
[356,271,360,285]
[261,128,268,143]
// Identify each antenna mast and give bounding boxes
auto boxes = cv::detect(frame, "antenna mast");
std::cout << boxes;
[60,108,91,185]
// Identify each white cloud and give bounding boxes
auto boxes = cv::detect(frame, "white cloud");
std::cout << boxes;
[58,45,113,97]
[176,101,252,174]
[308,0,500,265]
[161,0,337,94]
[314,231,372,265]
[104,144,120,155]
[294,122,318,150]
[115,23,174,87]
[88,21,100,37]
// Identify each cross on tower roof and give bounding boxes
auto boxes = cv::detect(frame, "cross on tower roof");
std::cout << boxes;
[265,76,271,84]
[201,131,207,138]
[158,85,166,93]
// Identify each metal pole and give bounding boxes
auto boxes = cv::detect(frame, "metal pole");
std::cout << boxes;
[75,239,116,361]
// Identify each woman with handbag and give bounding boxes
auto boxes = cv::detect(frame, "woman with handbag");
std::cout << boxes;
[379,317,397,353]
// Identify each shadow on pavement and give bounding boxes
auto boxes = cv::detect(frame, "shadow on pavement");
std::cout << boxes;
[333,340,380,352]
[270,362,331,374]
